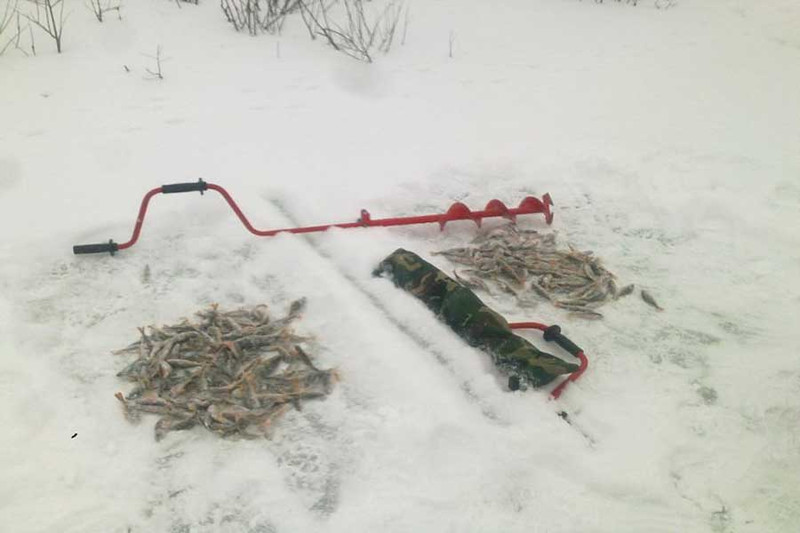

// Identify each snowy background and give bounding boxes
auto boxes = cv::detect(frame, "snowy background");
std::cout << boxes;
[1,0,799,531]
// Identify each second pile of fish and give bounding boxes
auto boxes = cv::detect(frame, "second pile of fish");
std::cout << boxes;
[433,225,661,319]
[114,299,338,441]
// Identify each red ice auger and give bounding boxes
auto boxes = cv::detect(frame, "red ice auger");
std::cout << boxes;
[72,179,554,255]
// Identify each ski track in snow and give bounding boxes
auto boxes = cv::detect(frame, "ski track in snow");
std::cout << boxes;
[2,0,800,531]
[267,196,514,424]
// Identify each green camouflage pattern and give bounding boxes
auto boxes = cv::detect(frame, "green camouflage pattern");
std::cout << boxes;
[374,248,579,388]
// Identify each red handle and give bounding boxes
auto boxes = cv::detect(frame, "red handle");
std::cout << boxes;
[509,322,588,399]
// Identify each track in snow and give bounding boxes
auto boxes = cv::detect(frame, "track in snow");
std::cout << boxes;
[266,196,598,446]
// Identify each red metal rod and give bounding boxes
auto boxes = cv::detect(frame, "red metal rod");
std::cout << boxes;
[507,321,548,332]
[118,187,163,251]
[95,181,554,253]
[549,352,588,400]
[508,322,588,398]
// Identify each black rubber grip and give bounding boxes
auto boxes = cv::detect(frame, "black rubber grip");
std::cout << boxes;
[73,240,118,255]
[543,325,582,356]
[161,179,207,194]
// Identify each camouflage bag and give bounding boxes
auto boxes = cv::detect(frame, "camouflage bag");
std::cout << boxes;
[373,248,579,388]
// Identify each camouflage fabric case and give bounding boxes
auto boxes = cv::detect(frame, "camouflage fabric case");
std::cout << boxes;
[374,248,579,388]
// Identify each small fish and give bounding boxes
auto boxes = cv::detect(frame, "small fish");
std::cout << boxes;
[605,278,618,297]
[432,246,471,256]
[116,358,147,380]
[640,290,664,311]
[433,225,623,320]
[158,360,172,378]
[583,262,599,281]
[287,297,307,318]
[568,309,604,320]
[496,279,519,297]
[529,280,553,302]
[165,358,203,368]
[293,345,319,371]
[155,416,198,441]
[125,401,173,416]
[114,392,142,422]
[615,284,635,299]
[453,269,490,293]
[113,301,337,441]
[465,276,491,293]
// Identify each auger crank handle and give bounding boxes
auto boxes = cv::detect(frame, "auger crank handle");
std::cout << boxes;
[72,240,119,255]
[161,178,207,194]
[542,325,582,356]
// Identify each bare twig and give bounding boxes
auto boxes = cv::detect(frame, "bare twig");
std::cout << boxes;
[448,29,454,58]
[298,0,338,48]
[220,0,258,35]
[217,0,404,60]
[27,16,35,54]
[144,45,165,80]
[87,0,121,22]
[23,0,66,53]
[220,0,300,36]
[261,0,298,34]
[376,1,401,53]
[0,0,20,55]
[299,0,403,63]
[297,0,322,39]
[0,0,14,36]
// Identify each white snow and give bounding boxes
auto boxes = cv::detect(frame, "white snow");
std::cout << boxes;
[1,0,799,531]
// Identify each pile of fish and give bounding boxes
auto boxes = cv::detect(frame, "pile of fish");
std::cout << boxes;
[113,299,338,441]
[433,225,661,319]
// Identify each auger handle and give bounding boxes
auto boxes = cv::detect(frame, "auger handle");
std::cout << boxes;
[72,240,118,255]
[509,322,588,399]
[161,179,207,194]
[542,325,582,357]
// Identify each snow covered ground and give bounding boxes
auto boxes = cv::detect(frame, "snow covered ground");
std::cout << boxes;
[1,0,799,531]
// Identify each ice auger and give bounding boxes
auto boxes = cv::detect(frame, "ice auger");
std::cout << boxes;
[72,179,554,255]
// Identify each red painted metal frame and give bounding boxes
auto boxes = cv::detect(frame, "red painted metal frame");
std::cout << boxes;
[116,182,554,251]
[508,322,588,399]
[118,187,162,251]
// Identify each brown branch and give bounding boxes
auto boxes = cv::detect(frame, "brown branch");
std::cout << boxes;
[23,0,65,53]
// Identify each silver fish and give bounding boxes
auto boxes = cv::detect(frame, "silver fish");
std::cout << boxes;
[640,290,664,311]
[113,301,337,441]
[615,284,635,299]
